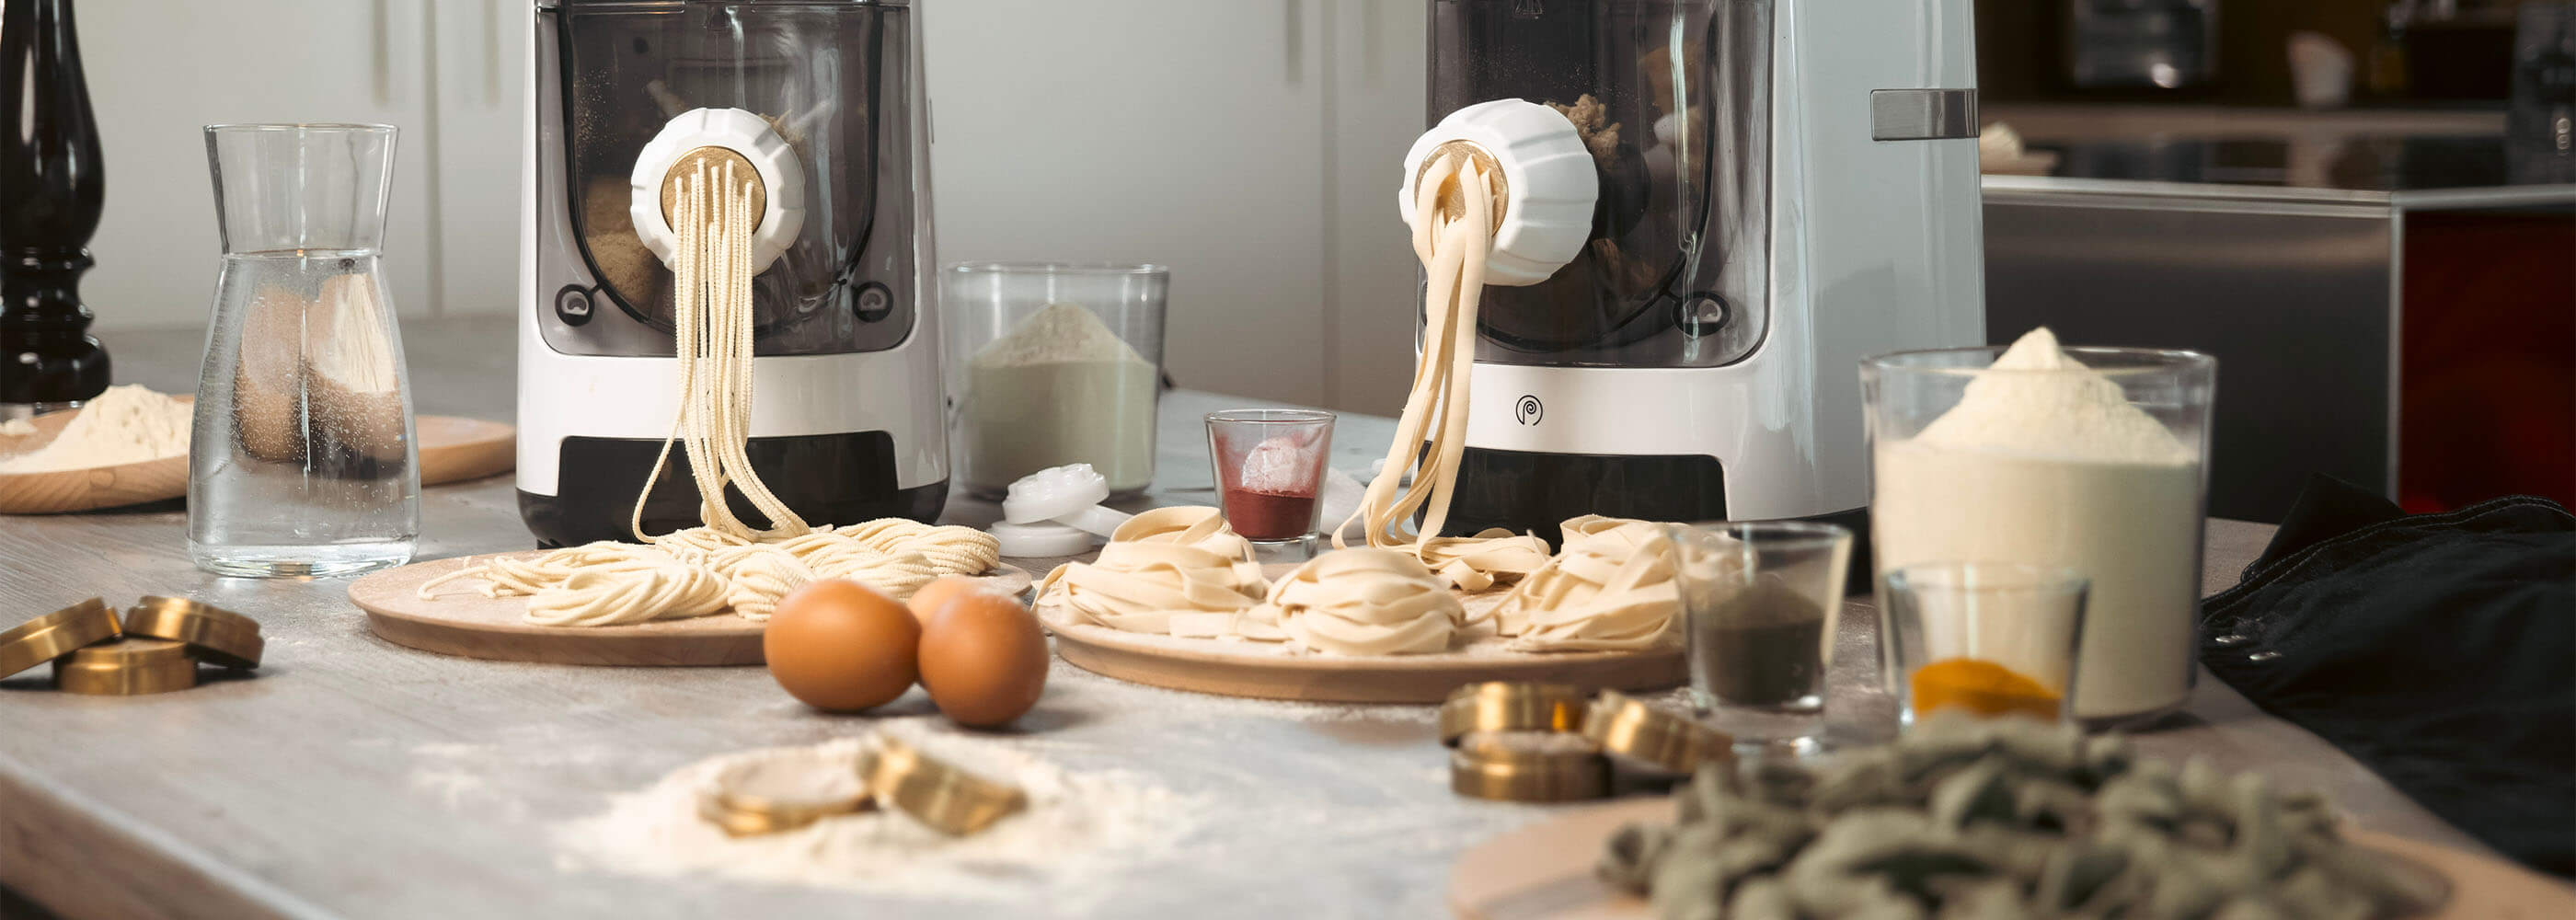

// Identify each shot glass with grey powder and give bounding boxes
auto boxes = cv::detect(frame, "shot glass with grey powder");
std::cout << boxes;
[1667,521,1853,756]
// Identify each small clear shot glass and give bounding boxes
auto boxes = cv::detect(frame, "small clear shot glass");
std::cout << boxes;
[1881,562,2092,728]
[1667,521,1854,757]
[1204,409,1335,547]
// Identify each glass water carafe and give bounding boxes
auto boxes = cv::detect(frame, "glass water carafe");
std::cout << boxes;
[189,123,418,578]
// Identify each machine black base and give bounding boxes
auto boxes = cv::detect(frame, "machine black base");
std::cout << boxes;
[1443,445,1874,593]
[516,431,948,548]
[1444,446,1731,545]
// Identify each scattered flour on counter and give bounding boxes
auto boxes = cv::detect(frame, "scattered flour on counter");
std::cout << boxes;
[0,385,191,472]
[551,726,1208,904]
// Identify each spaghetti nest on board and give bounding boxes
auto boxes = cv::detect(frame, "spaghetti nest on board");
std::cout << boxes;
[415,158,996,626]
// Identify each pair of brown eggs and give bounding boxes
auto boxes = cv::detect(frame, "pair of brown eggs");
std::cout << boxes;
[761,576,1048,728]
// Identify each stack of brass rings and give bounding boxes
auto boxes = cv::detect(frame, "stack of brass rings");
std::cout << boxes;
[0,596,266,696]
[1443,682,1607,801]
[1442,683,1734,802]
[869,736,1029,836]
[698,753,879,838]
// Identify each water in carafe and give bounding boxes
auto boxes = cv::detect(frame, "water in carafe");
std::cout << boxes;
[190,124,418,577]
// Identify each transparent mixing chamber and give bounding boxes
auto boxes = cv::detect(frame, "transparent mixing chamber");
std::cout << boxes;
[534,0,919,357]
[1431,0,1772,369]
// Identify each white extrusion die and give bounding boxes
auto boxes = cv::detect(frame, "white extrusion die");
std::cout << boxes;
[1051,504,1131,538]
[988,521,1096,558]
[1397,98,1600,287]
[628,107,806,273]
[1001,464,1113,524]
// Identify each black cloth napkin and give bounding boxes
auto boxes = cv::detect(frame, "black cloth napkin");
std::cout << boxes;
[2201,476,2576,876]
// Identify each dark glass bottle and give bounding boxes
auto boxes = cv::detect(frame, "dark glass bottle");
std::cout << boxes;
[0,0,109,417]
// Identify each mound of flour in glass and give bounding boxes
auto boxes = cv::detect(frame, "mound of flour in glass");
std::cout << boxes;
[552,728,1207,901]
[1873,327,2203,721]
[0,385,191,472]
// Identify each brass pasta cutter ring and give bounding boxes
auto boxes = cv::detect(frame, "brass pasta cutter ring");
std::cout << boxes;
[1449,731,1611,802]
[1582,689,1733,775]
[868,736,1028,836]
[123,595,263,670]
[0,598,121,681]
[53,638,198,696]
[1438,681,1589,745]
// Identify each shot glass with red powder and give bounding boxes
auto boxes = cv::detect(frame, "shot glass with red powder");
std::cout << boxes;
[1204,409,1335,545]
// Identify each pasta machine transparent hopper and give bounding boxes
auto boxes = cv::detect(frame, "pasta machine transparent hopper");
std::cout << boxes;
[518,0,946,547]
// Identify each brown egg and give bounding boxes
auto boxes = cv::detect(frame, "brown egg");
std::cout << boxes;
[764,579,920,712]
[906,575,991,628]
[917,590,1050,729]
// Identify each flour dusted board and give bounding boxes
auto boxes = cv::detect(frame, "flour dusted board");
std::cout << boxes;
[352,551,1033,666]
[0,400,516,513]
[1446,798,2576,920]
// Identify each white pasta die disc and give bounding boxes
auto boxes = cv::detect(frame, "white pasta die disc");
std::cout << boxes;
[628,107,807,274]
[1397,98,1600,287]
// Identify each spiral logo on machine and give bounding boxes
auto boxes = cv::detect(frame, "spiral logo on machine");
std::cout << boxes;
[1514,395,1544,426]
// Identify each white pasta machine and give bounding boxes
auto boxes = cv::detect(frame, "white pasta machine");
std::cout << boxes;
[1398,0,1986,551]
[515,0,945,546]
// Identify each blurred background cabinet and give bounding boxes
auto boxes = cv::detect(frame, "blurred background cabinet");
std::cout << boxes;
[69,0,1422,413]
[77,0,443,326]
[925,0,1420,412]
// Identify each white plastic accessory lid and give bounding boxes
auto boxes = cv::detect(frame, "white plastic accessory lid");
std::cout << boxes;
[1397,99,1600,287]
[1002,464,1114,524]
[988,521,1097,558]
[629,107,806,273]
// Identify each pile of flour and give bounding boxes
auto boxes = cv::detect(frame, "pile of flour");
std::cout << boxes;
[0,385,191,473]
[1872,328,2204,721]
[962,303,1158,496]
[552,728,1206,905]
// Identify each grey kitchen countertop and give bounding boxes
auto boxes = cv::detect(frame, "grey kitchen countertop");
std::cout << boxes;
[0,315,2493,919]
[1981,104,2576,209]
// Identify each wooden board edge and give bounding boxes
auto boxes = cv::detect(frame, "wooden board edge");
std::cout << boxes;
[1048,623,1686,704]
[362,609,765,667]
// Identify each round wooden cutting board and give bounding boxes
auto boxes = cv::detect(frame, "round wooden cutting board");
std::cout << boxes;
[1447,798,2576,920]
[1040,582,1685,704]
[351,552,1033,666]
[0,398,515,514]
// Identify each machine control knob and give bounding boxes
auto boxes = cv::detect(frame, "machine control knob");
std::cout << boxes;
[853,282,894,322]
[1397,99,1600,287]
[1674,294,1730,338]
[555,286,595,327]
[627,107,806,274]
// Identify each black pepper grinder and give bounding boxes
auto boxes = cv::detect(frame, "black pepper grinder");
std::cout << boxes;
[0,0,108,420]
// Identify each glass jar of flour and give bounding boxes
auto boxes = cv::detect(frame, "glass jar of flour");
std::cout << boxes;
[1862,328,2215,730]
[943,263,1167,500]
